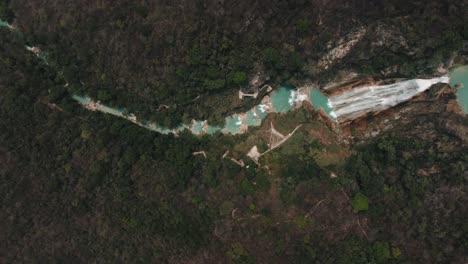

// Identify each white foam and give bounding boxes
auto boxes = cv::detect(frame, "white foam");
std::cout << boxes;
[329,76,449,121]
[258,104,269,113]
[288,90,309,106]
[235,117,242,126]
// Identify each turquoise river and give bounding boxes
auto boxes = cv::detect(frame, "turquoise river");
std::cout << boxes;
[1,19,466,136]
[73,86,333,135]
[449,65,468,113]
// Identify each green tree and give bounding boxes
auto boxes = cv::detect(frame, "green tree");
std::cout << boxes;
[0,0,14,22]
[263,47,280,66]
[351,192,369,212]
[229,71,247,85]
[97,90,112,101]
[204,79,225,90]
[288,52,303,72]
[295,18,310,35]
[227,243,254,264]
[256,173,271,192]
[369,242,391,262]
[238,178,254,196]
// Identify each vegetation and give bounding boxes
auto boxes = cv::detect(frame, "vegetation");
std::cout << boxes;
[0,0,14,22]
[351,192,369,212]
[341,136,467,263]
[8,0,465,125]
[1,1,467,263]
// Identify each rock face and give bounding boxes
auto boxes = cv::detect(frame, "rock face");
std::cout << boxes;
[329,76,449,123]
[317,27,367,70]
[323,75,381,95]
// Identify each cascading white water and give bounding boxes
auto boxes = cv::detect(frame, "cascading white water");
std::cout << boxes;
[328,77,449,122]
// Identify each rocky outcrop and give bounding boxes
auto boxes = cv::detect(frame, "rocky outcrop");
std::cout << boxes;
[317,27,367,71]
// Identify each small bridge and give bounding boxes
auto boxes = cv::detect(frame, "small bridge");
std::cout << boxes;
[239,90,259,99]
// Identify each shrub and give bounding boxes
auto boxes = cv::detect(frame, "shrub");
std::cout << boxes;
[295,18,310,35]
[229,71,247,85]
